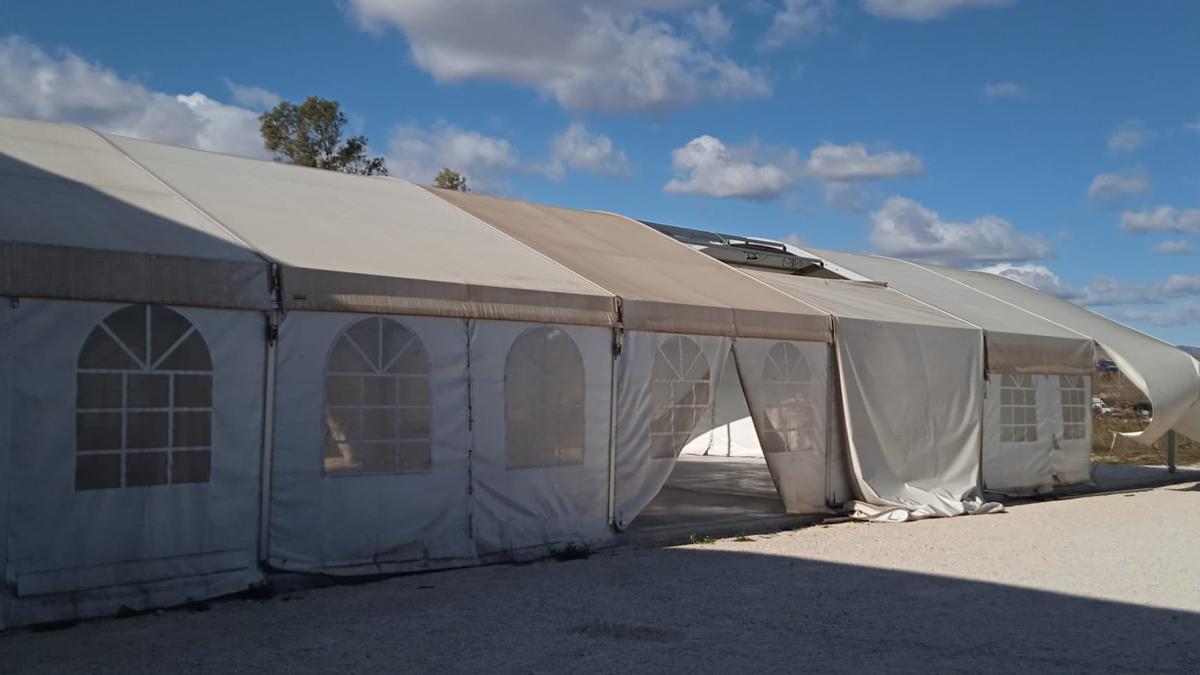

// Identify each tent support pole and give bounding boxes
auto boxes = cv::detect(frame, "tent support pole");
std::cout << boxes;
[607,322,623,526]
[1167,430,1177,474]
[257,309,279,564]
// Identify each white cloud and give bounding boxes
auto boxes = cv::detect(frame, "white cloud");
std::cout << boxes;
[387,121,518,192]
[1120,206,1200,233]
[1152,240,1194,255]
[0,36,268,158]
[546,122,631,179]
[1087,169,1149,208]
[870,196,1051,264]
[223,79,282,110]
[1116,303,1200,328]
[983,82,1025,100]
[663,135,794,200]
[762,0,835,49]
[1186,115,1200,135]
[687,5,731,45]
[783,232,806,247]
[823,182,869,213]
[1108,119,1153,152]
[861,0,1013,21]
[977,263,1200,308]
[663,136,923,201]
[802,142,925,181]
[347,1,769,113]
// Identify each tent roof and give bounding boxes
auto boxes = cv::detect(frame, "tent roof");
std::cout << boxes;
[0,115,271,309]
[427,188,831,341]
[745,271,977,331]
[806,249,1094,375]
[104,134,617,326]
[928,263,1200,443]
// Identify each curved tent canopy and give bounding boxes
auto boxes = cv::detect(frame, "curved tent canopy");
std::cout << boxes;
[800,248,1095,376]
[0,116,271,310]
[425,188,831,343]
[747,271,987,519]
[104,135,616,327]
[922,263,1200,445]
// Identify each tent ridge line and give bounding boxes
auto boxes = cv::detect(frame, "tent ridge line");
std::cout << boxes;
[89,129,277,271]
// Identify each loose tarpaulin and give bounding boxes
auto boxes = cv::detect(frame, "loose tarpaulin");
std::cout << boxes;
[268,312,474,575]
[803,249,1095,376]
[745,273,994,520]
[733,338,831,514]
[614,331,731,529]
[924,264,1200,446]
[102,133,617,327]
[0,116,272,310]
[0,299,264,626]
[468,321,613,555]
[425,188,831,342]
[983,374,1093,495]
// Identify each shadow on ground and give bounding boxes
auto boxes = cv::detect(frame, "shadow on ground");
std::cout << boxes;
[1,544,1196,673]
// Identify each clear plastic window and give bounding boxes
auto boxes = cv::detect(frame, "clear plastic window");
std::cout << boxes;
[504,326,586,468]
[324,317,432,475]
[75,304,213,490]
[757,343,821,454]
[1059,374,1089,441]
[1000,374,1038,443]
[649,336,711,458]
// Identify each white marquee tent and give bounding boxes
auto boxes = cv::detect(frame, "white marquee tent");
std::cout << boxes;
[3,114,1197,627]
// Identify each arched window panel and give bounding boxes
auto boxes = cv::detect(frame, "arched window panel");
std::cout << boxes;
[1000,374,1038,443]
[1060,375,1089,441]
[758,342,821,454]
[505,327,586,469]
[324,317,432,475]
[648,336,711,459]
[76,304,213,490]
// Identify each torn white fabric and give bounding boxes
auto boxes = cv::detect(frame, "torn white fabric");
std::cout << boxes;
[847,498,1004,523]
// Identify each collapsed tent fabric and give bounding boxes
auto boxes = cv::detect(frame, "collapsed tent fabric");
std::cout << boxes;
[922,264,1200,445]
[423,189,835,526]
[800,249,1098,493]
[748,272,991,519]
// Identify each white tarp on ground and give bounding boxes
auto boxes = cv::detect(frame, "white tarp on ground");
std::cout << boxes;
[268,312,474,575]
[613,332,731,529]
[748,273,991,519]
[924,264,1200,445]
[0,299,264,627]
[467,320,613,556]
[733,338,831,514]
[983,375,1093,494]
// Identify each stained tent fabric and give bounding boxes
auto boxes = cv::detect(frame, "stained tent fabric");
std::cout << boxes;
[747,272,990,520]
[104,135,616,328]
[920,264,1200,446]
[805,249,1094,375]
[0,116,271,310]
[799,249,1099,493]
[423,189,835,526]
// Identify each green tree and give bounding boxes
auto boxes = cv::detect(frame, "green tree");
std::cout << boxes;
[433,167,469,191]
[259,96,387,175]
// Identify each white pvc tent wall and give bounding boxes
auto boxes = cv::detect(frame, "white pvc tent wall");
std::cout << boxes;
[0,117,272,627]
[427,189,836,524]
[804,249,1098,494]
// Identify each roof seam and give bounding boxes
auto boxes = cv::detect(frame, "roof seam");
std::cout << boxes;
[417,185,619,303]
[89,130,276,267]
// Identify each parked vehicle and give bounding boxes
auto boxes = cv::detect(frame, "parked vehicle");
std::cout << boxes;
[1097,359,1119,373]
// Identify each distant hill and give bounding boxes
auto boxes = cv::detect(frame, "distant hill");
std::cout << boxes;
[1180,346,1200,359]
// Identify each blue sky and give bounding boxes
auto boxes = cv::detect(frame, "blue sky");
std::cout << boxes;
[2,0,1198,344]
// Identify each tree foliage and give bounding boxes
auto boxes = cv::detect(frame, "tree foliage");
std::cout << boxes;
[433,167,469,191]
[259,96,387,175]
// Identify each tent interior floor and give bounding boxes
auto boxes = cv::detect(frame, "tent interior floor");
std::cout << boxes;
[621,455,821,546]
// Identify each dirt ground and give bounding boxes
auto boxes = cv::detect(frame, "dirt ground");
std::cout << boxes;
[3,483,1198,674]
[1091,370,1199,465]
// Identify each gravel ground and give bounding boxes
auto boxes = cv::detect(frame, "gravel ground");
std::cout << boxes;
[3,483,1199,674]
